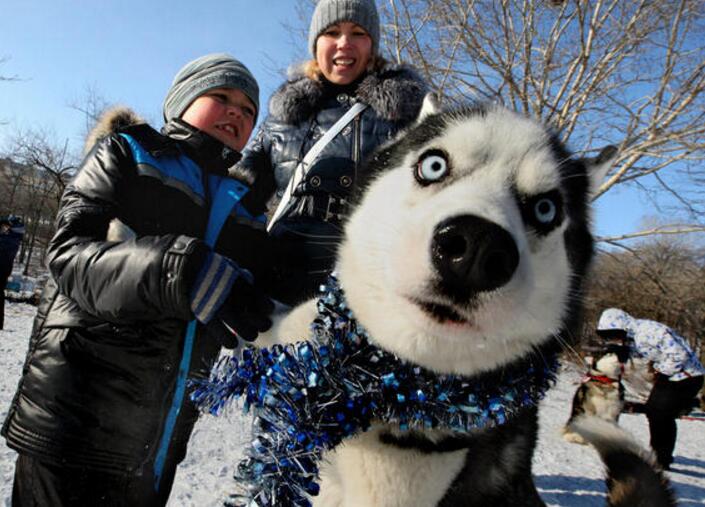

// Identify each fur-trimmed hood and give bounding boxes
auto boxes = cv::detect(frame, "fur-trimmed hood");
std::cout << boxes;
[269,63,427,125]
[83,107,142,154]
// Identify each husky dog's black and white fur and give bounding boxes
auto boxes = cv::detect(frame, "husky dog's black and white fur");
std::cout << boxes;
[563,352,626,444]
[263,97,674,507]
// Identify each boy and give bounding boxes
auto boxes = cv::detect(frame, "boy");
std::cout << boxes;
[2,53,274,506]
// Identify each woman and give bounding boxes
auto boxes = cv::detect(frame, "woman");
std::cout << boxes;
[239,0,428,306]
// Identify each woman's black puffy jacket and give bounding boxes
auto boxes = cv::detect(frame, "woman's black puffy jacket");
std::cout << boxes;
[238,63,427,305]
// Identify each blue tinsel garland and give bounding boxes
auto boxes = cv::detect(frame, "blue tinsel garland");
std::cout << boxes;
[191,274,559,507]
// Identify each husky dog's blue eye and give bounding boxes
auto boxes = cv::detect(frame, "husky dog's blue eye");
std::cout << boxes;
[534,198,557,224]
[415,150,450,185]
[519,190,564,234]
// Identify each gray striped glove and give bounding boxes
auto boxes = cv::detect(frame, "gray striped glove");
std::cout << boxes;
[190,251,273,348]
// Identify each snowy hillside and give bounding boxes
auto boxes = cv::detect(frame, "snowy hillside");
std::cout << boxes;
[1,301,704,506]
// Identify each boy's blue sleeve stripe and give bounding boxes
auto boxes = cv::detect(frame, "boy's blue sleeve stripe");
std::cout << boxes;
[119,132,205,200]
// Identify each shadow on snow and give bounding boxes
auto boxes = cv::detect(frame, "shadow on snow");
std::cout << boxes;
[535,472,705,507]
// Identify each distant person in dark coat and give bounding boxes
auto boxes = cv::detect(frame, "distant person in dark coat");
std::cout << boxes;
[597,308,705,469]
[0,216,24,329]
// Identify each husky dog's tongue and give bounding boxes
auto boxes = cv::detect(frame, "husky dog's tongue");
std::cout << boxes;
[192,274,558,507]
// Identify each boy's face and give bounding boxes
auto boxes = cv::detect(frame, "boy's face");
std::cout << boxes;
[181,88,256,151]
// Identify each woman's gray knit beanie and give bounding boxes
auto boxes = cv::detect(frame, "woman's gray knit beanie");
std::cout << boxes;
[163,53,259,122]
[308,0,380,56]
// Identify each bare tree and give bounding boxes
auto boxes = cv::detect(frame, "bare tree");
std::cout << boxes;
[10,129,76,203]
[69,84,111,144]
[296,0,705,240]
[584,238,705,366]
[0,158,26,215]
[1,85,113,274]
[3,129,78,274]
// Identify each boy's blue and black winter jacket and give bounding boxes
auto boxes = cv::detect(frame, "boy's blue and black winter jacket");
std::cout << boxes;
[1,110,276,474]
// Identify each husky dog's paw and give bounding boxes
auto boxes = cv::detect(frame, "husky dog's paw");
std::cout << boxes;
[255,298,317,348]
[561,427,587,445]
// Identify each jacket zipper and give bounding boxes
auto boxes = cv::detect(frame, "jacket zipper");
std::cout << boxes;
[154,161,213,488]
[352,114,362,180]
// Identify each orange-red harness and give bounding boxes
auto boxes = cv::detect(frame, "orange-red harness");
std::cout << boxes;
[581,362,625,385]
[583,374,619,385]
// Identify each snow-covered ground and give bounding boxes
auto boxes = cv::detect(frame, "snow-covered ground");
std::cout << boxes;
[1,301,704,506]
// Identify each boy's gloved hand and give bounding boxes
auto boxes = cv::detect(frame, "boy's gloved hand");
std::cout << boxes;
[189,249,274,348]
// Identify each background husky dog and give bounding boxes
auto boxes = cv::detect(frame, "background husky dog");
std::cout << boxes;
[262,96,674,507]
[563,352,626,444]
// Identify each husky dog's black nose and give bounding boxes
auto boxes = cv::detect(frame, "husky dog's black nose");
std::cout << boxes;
[432,215,519,301]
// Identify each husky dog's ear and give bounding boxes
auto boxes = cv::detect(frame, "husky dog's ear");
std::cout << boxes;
[417,93,441,123]
[584,145,617,198]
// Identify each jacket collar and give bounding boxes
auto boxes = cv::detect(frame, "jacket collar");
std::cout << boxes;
[90,108,242,176]
[108,116,242,176]
[161,119,241,175]
[268,63,427,125]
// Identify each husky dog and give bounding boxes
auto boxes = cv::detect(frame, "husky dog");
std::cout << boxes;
[263,97,674,507]
[562,352,626,444]
[568,416,675,507]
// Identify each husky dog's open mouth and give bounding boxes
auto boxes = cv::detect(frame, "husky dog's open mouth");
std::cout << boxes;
[411,298,469,325]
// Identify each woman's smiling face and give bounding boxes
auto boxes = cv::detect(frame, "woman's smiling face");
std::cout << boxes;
[316,22,373,85]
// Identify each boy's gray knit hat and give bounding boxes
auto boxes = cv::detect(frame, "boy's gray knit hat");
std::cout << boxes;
[308,0,380,56]
[163,53,259,122]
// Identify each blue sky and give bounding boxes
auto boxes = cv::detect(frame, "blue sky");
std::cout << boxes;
[0,0,656,239]
[0,0,303,140]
